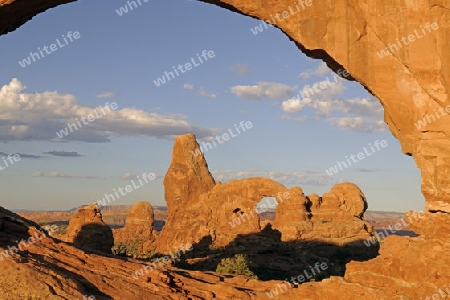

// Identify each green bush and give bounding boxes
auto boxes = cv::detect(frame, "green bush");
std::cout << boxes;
[208,244,224,253]
[111,242,128,256]
[111,238,148,257]
[216,254,258,279]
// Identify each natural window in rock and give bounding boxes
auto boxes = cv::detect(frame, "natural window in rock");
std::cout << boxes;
[255,197,277,227]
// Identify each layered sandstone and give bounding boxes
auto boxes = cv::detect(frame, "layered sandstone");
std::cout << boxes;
[155,134,216,253]
[0,205,446,299]
[0,206,295,299]
[155,133,296,252]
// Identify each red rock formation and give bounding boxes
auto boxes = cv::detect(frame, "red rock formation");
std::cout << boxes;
[155,134,216,253]
[157,134,310,252]
[272,186,313,241]
[113,201,158,256]
[157,134,375,251]
[0,203,447,299]
[63,203,114,254]
[0,206,290,299]
[306,193,321,210]
[301,184,374,244]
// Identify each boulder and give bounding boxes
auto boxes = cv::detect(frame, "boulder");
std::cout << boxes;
[64,203,113,254]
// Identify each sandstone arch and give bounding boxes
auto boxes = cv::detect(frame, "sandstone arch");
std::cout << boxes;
[1,0,448,215]
[156,134,296,252]
[155,134,374,252]
[208,178,289,244]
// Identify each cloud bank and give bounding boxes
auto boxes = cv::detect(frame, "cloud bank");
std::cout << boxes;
[0,78,217,143]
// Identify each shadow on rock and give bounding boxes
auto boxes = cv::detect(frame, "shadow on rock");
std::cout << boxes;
[176,224,379,282]
[74,223,114,254]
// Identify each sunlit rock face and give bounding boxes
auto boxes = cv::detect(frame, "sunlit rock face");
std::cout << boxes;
[203,0,450,213]
[156,134,375,252]
[63,203,114,253]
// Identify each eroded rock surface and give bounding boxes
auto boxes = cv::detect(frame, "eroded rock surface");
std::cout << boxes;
[0,206,292,299]
[157,134,375,252]
[285,183,376,245]
[202,0,450,213]
[158,134,293,253]
[272,186,311,240]
[62,203,114,253]
[0,205,447,299]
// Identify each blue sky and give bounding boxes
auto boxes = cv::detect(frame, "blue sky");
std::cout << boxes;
[0,0,422,212]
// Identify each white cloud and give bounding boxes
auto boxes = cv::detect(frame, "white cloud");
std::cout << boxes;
[230,63,251,76]
[96,92,114,98]
[327,117,387,132]
[280,77,386,132]
[231,82,297,100]
[211,169,341,186]
[0,78,217,143]
[198,87,217,99]
[183,83,194,90]
[298,62,331,79]
[284,95,383,120]
[281,98,311,113]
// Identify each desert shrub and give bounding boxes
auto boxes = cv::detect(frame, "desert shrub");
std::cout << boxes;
[216,254,258,279]
[111,242,128,256]
[111,238,145,257]
[41,224,67,235]
[56,225,68,234]
[208,244,224,253]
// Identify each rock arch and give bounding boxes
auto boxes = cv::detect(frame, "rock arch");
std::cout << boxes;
[155,134,374,252]
[155,134,295,252]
